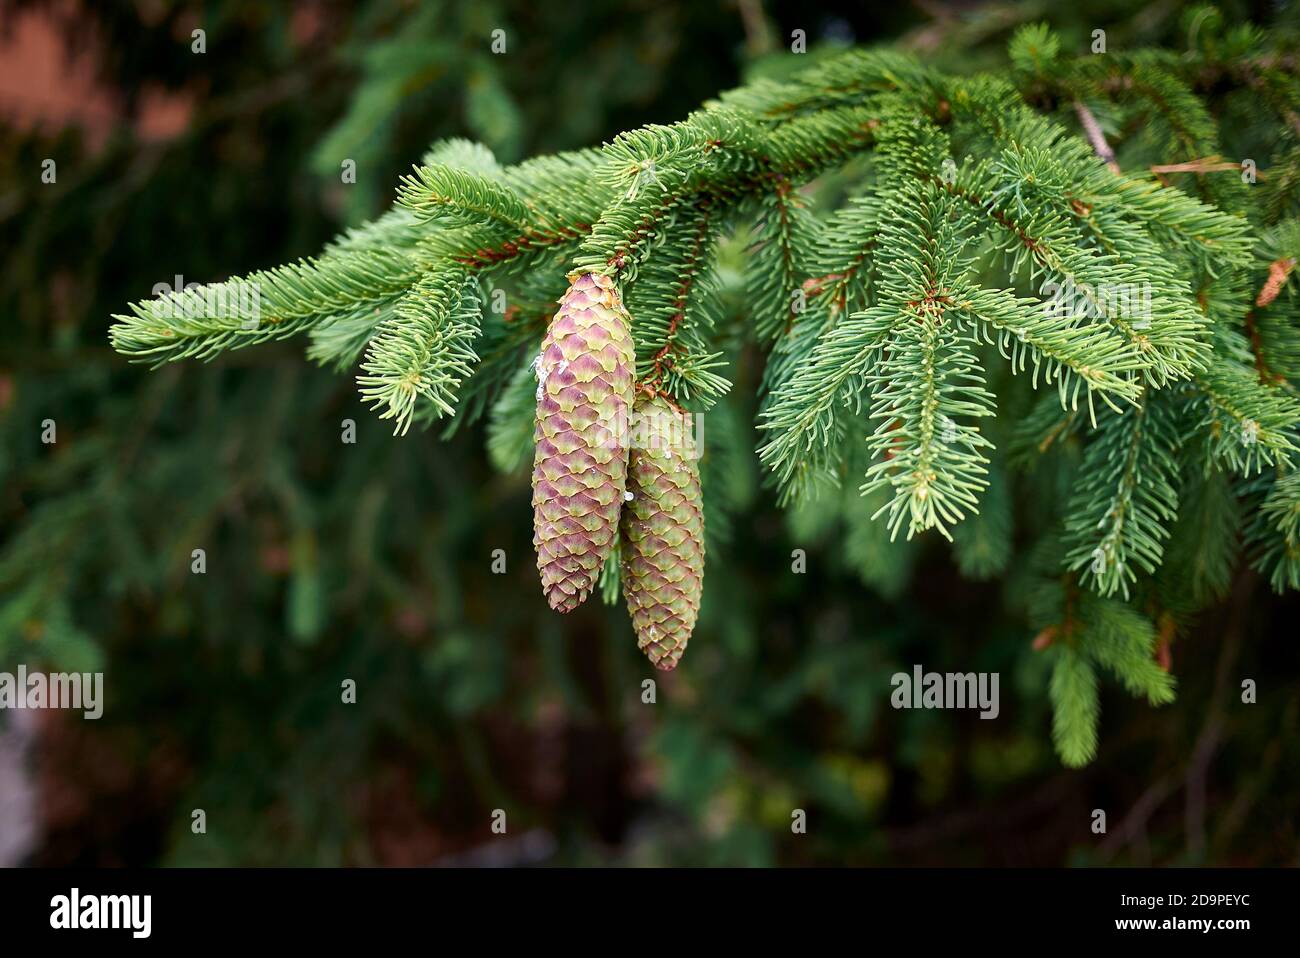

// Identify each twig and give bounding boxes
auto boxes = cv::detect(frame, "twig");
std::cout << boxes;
[1148,155,1254,187]
[1183,571,1251,861]
[735,0,775,58]
[1073,100,1120,174]
[1256,257,1296,308]
[1098,775,1177,859]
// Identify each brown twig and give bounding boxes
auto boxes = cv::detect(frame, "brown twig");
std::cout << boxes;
[1148,155,1248,188]
[1256,257,1296,308]
[1243,310,1284,385]
[1073,100,1120,174]
[735,0,775,58]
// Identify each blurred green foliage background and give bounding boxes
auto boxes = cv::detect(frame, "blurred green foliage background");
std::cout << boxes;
[1,0,1297,866]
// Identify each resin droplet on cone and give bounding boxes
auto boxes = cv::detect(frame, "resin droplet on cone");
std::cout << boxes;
[531,271,635,612]
[620,394,704,669]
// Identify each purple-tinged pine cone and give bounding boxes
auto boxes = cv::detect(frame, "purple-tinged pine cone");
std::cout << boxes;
[620,394,704,670]
[532,271,635,611]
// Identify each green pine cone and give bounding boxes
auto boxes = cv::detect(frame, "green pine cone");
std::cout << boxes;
[532,270,635,612]
[620,394,705,670]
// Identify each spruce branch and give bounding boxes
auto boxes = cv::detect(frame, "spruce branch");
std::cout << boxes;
[356,267,482,435]
[861,314,996,541]
[396,163,537,232]
[1063,392,1184,599]
[1249,469,1300,592]
[758,305,891,501]
[857,182,996,540]
[1158,465,1240,607]
[109,246,421,365]
[624,200,732,405]
[1049,643,1100,768]
[1195,360,1299,474]
[746,181,822,343]
[953,283,1143,411]
[103,27,1300,765]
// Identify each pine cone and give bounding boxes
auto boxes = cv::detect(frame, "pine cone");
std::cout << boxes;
[620,394,705,670]
[532,271,635,611]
